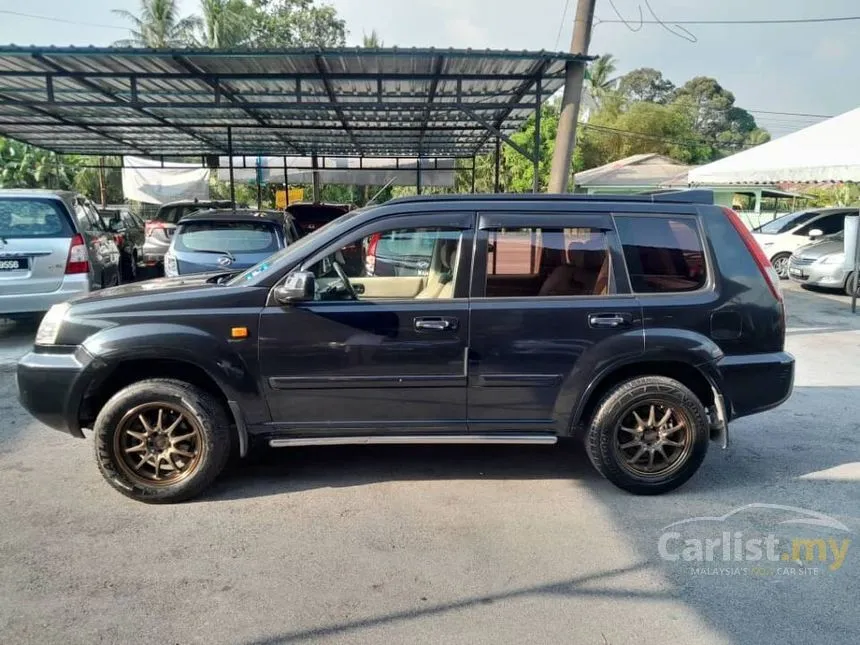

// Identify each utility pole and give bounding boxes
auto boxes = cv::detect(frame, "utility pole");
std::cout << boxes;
[547,0,597,193]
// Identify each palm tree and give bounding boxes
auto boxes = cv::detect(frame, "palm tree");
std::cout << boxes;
[113,0,200,48]
[362,30,383,48]
[199,0,251,48]
[586,54,619,106]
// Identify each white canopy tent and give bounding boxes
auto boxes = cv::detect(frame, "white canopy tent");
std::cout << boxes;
[689,107,860,185]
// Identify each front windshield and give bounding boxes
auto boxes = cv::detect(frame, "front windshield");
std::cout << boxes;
[226,208,365,285]
[755,210,818,234]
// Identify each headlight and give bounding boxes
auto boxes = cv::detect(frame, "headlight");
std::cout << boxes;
[816,253,845,266]
[164,253,178,277]
[35,303,70,346]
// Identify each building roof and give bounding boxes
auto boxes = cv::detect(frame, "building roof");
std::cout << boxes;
[574,154,694,188]
[0,46,589,158]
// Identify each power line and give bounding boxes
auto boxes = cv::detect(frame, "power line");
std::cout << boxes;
[597,15,860,26]
[580,122,755,150]
[553,0,573,50]
[0,10,127,31]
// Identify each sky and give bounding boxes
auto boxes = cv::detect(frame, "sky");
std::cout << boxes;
[0,0,857,137]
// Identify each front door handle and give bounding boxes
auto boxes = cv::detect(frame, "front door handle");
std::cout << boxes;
[588,313,632,329]
[414,317,458,331]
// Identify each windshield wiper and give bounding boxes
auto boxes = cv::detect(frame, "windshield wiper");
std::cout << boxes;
[192,248,236,260]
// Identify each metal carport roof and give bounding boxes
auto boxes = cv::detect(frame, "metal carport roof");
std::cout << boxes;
[0,46,590,159]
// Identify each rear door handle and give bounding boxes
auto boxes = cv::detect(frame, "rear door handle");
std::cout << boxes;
[414,317,458,331]
[588,313,632,329]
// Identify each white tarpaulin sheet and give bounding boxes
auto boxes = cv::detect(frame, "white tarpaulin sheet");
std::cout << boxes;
[122,156,211,204]
[689,107,860,185]
[217,156,456,187]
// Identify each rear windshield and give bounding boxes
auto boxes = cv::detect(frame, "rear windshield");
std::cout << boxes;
[156,205,207,224]
[0,198,71,238]
[175,221,280,254]
[755,210,818,234]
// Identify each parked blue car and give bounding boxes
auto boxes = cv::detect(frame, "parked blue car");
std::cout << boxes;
[164,210,299,277]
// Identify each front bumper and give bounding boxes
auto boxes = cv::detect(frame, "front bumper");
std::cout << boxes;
[0,274,90,315]
[788,259,847,288]
[17,346,96,437]
[715,351,795,420]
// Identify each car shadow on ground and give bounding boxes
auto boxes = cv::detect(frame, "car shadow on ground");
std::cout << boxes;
[205,386,859,505]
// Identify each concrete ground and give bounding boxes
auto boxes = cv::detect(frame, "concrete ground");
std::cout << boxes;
[0,282,858,645]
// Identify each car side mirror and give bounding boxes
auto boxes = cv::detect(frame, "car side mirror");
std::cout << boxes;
[274,271,315,304]
[808,228,824,240]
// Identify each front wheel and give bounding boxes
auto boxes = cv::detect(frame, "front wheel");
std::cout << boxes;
[770,253,791,279]
[845,272,858,297]
[94,379,231,503]
[585,376,709,495]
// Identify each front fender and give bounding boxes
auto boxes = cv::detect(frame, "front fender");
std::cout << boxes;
[80,323,262,419]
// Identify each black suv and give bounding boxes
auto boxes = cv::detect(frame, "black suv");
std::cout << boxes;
[17,192,794,503]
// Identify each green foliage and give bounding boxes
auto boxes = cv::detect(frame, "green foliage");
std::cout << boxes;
[804,185,860,208]
[248,0,346,47]
[586,54,618,107]
[616,68,675,104]
[199,0,254,47]
[113,0,200,47]
[362,30,383,48]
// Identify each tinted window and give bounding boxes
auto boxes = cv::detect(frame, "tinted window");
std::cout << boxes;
[0,198,71,238]
[616,216,706,293]
[484,227,610,297]
[176,221,280,254]
[795,213,846,236]
[756,210,818,234]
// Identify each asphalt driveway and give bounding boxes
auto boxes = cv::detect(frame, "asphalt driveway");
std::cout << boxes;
[0,283,857,645]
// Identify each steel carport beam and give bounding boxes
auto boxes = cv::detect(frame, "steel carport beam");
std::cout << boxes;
[314,54,362,156]
[457,107,537,164]
[30,52,226,153]
[172,55,304,156]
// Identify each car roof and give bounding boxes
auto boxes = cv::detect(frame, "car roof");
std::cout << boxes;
[0,188,77,200]
[177,209,285,224]
[158,199,231,208]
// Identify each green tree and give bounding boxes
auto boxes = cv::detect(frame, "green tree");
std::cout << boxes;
[362,29,383,48]
[249,0,347,47]
[199,0,253,47]
[113,0,200,47]
[616,68,675,104]
[0,138,75,189]
[586,54,618,106]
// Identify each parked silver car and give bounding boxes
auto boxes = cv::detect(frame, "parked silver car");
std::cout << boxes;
[0,190,120,318]
[788,232,854,295]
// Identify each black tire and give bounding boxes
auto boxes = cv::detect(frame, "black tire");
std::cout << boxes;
[770,252,791,280]
[120,250,137,283]
[585,376,709,495]
[94,379,231,503]
[845,272,858,297]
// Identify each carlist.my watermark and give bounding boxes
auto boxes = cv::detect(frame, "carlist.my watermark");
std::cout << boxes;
[657,503,851,577]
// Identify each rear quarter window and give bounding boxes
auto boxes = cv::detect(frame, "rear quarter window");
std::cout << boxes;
[616,216,707,293]
[0,198,72,238]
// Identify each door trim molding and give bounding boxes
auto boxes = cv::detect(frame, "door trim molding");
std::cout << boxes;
[269,374,467,389]
[269,433,558,447]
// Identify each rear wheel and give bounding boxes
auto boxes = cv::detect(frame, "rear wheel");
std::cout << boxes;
[585,376,709,495]
[770,252,791,279]
[94,379,231,503]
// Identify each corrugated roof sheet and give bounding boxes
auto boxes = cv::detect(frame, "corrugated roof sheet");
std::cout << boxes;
[0,46,590,158]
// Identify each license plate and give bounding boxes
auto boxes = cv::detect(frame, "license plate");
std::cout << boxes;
[789,268,804,278]
[0,258,26,271]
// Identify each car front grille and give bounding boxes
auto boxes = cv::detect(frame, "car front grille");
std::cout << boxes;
[790,256,815,267]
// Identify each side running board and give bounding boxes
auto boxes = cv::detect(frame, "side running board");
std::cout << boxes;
[269,434,558,448]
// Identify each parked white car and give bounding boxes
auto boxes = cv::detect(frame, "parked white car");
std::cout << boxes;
[751,208,857,278]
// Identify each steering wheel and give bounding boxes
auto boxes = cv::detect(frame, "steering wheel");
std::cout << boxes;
[332,260,358,300]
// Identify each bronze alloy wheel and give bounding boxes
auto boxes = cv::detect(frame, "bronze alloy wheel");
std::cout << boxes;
[614,402,693,478]
[113,402,205,487]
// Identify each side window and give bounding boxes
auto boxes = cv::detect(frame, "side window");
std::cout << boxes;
[74,201,93,232]
[484,227,610,298]
[616,216,707,293]
[797,213,845,236]
[308,226,463,301]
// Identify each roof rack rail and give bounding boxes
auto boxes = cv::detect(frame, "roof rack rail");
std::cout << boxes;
[386,189,713,206]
